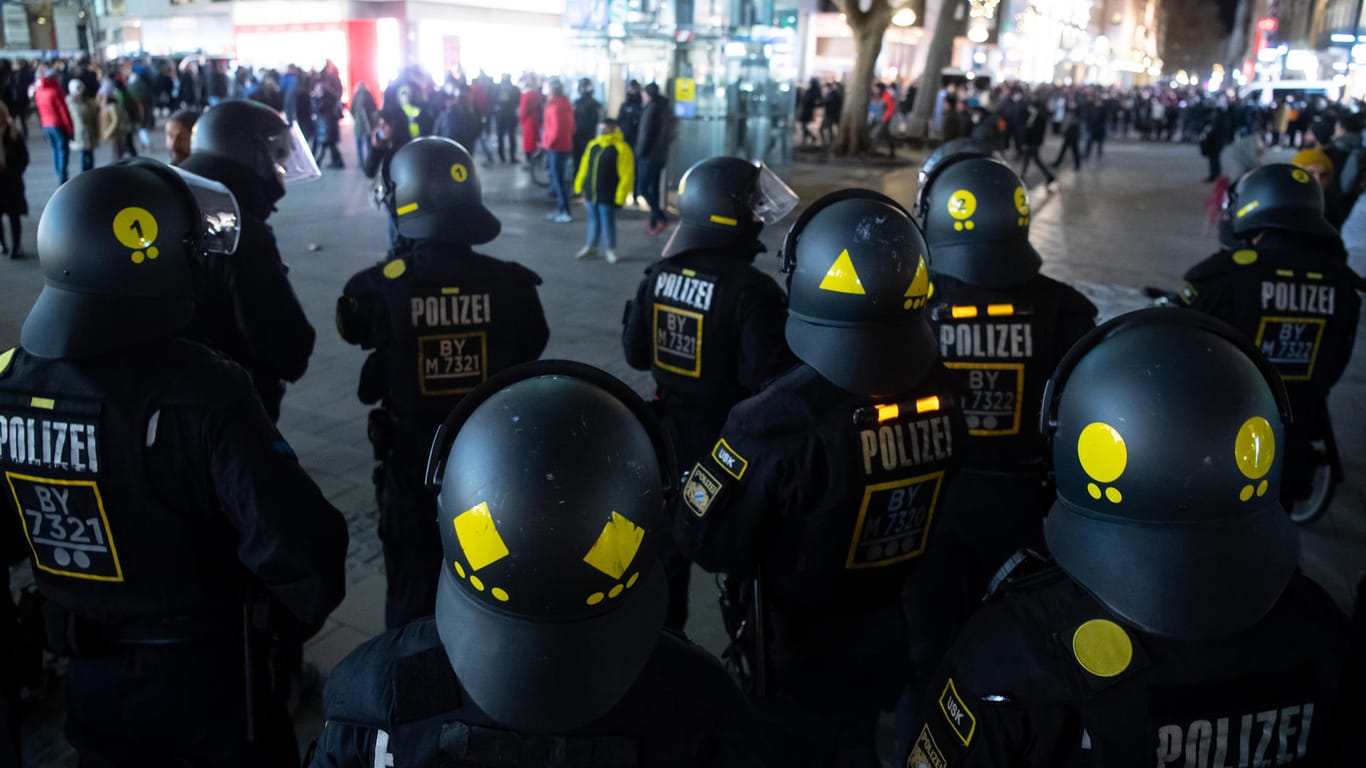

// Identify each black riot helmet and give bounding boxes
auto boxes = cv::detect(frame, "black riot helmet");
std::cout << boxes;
[1041,308,1297,640]
[914,137,1001,221]
[22,160,241,359]
[423,360,676,734]
[922,157,1041,290]
[663,156,798,259]
[190,99,320,201]
[780,189,937,397]
[388,136,501,245]
[1229,162,1337,238]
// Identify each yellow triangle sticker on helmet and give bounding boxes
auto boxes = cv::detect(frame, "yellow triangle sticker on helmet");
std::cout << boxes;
[903,256,930,310]
[0,348,13,378]
[582,511,645,580]
[819,249,866,295]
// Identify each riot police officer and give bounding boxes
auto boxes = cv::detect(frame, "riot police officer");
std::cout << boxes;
[309,361,760,767]
[675,190,966,767]
[179,99,320,421]
[337,137,548,628]
[622,155,798,629]
[909,151,1096,669]
[905,308,1349,768]
[1180,163,1362,503]
[0,162,347,767]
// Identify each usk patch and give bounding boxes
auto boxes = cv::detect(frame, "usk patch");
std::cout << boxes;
[906,725,947,768]
[711,438,748,480]
[939,678,977,746]
[683,463,723,518]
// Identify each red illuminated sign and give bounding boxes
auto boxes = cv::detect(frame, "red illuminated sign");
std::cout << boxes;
[1256,17,1278,32]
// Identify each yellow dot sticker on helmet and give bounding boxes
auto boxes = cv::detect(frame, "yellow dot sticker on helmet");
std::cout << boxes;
[491,587,510,602]
[1231,249,1258,266]
[1077,422,1127,484]
[818,249,866,295]
[382,259,407,279]
[1072,619,1133,678]
[453,501,511,571]
[1235,416,1275,480]
[113,207,159,252]
[582,511,645,580]
[450,163,468,182]
[1291,168,1310,184]
[1013,186,1029,216]
[947,189,976,220]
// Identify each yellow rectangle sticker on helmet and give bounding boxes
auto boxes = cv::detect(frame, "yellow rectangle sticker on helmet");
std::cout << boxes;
[396,202,419,216]
[709,215,738,226]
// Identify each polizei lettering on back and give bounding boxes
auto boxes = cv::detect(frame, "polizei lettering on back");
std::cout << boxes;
[859,415,953,475]
[1155,703,1315,768]
[938,323,1034,359]
[654,272,715,312]
[0,414,100,474]
[1259,282,1335,315]
[410,293,492,328]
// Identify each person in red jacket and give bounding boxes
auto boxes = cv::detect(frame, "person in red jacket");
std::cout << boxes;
[542,78,576,223]
[518,75,543,162]
[34,69,74,183]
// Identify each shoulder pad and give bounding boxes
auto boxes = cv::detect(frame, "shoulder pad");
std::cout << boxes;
[323,618,458,728]
[153,340,257,409]
[983,549,1064,600]
[1183,251,1239,282]
[953,578,1150,703]
[0,348,14,379]
[343,264,385,296]
[723,366,822,437]
[502,259,544,286]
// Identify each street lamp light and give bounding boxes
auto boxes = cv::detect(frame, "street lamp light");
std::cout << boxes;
[892,7,917,27]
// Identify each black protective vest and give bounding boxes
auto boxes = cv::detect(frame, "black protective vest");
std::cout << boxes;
[0,342,247,625]
[366,245,546,427]
[633,249,786,406]
[1185,238,1362,435]
[927,273,1096,471]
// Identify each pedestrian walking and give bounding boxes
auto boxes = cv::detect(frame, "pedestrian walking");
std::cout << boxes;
[34,68,73,184]
[636,82,673,235]
[798,77,820,145]
[0,101,28,259]
[542,79,575,223]
[97,86,131,164]
[66,80,98,174]
[1019,101,1056,188]
[518,76,543,164]
[494,74,520,163]
[1051,104,1082,171]
[820,81,842,146]
[351,81,377,169]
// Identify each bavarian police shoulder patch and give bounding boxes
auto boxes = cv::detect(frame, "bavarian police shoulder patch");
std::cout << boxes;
[711,438,748,480]
[907,725,947,768]
[682,462,724,518]
[939,678,977,746]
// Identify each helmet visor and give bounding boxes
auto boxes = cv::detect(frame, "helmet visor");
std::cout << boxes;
[268,121,322,186]
[165,164,241,255]
[752,164,799,224]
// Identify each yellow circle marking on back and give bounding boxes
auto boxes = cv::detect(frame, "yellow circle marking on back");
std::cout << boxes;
[1232,249,1258,266]
[383,259,407,279]
[1072,619,1133,678]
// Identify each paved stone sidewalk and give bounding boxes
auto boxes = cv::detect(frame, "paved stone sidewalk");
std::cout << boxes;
[5,127,1363,766]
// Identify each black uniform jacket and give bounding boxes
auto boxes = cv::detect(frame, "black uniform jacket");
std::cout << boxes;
[337,240,549,428]
[675,362,966,616]
[1183,232,1363,438]
[0,340,346,633]
[309,617,763,768]
[908,566,1349,768]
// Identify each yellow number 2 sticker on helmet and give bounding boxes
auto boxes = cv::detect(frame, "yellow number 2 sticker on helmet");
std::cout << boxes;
[113,207,160,264]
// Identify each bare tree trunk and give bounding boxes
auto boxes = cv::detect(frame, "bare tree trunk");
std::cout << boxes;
[908,0,960,140]
[831,0,894,156]
[1225,0,1254,80]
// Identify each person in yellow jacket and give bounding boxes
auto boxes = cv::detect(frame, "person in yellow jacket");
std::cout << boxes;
[574,118,634,263]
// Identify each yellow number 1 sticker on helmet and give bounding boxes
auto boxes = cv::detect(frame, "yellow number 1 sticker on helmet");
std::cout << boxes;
[113,207,160,264]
